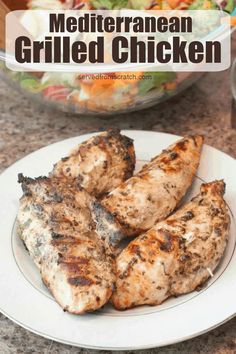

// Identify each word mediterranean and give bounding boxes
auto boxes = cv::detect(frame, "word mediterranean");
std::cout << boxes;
[49,13,193,33]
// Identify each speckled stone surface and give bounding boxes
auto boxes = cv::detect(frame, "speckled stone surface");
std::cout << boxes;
[0,33,235,354]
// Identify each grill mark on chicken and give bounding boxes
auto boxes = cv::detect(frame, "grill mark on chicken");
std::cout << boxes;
[181,211,195,221]
[90,200,127,246]
[112,180,230,310]
[158,230,175,252]
[102,135,204,237]
[52,129,135,198]
[68,277,93,287]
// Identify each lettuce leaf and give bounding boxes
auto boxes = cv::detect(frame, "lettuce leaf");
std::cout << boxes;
[13,73,46,93]
[91,0,128,9]
[128,0,153,9]
[224,0,234,13]
[189,0,217,9]
[138,72,176,95]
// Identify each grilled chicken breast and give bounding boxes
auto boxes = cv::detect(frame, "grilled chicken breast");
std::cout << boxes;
[102,135,204,237]
[52,129,135,197]
[112,180,230,310]
[17,174,116,314]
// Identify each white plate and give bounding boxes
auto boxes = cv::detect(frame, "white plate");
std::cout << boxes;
[0,130,236,351]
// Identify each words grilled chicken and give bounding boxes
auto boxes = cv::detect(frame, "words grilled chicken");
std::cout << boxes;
[17,175,116,314]
[112,181,230,310]
[52,129,135,197]
[102,135,204,237]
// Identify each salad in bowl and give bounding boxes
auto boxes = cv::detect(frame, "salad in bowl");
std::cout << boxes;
[0,0,235,115]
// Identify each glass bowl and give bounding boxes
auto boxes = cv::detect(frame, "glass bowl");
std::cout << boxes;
[0,55,203,115]
[231,58,236,100]
[0,7,235,116]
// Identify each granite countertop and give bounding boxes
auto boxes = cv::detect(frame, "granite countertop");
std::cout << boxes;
[0,33,235,354]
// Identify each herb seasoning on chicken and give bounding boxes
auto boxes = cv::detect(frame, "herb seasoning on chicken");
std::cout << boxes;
[112,180,230,310]
[52,129,135,197]
[102,135,204,236]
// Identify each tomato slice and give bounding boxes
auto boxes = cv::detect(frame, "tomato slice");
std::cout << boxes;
[43,85,71,101]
